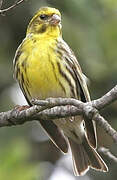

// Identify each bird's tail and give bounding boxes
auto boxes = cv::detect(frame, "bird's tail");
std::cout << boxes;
[68,136,108,176]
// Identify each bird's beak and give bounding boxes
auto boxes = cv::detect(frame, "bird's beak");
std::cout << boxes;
[50,14,61,26]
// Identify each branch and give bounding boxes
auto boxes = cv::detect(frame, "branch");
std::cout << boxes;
[0,85,117,146]
[98,147,117,163]
[0,0,26,15]
[0,0,3,9]
[91,85,117,110]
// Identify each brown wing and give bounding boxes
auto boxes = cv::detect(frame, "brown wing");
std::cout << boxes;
[57,39,96,148]
[39,120,68,153]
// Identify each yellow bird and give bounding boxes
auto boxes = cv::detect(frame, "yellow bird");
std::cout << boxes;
[13,7,108,175]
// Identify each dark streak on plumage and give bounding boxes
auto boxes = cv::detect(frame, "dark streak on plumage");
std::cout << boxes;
[73,67,86,102]
[78,80,86,102]
[64,60,79,97]
[21,59,30,87]
[71,130,78,139]
[57,61,76,97]
[15,63,20,79]
[58,44,70,55]
[64,57,81,99]
[20,71,31,100]
[13,49,22,67]
[21,72,24,84]
[38,24,47,33]
[48,54,66,94]
[21,60,27,72]
[24,83,31,97]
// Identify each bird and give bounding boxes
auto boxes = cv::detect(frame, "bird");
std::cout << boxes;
[13,7,108,176]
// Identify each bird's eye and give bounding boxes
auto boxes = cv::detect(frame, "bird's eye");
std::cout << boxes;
[40,14,48,20]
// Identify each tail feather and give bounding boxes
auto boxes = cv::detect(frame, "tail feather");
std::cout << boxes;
[70,139,90,175]
[83,137,108,171]
[69,138,90,176]
[39,120,68,153]
[68,137,108,176]
[85,120,97,148]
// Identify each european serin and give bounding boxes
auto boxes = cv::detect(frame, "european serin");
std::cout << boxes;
[13,7,108,176]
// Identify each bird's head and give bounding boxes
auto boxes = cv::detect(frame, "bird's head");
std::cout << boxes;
[27,7,62,38]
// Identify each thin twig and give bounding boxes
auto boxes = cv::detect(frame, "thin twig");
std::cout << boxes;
[91,85,117,110]
[93,113,117,144]
[99,147,117,163]
[0,0,3,9]
[0,0,25,15]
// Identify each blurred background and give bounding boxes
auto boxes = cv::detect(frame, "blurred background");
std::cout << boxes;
[0,0,117,179]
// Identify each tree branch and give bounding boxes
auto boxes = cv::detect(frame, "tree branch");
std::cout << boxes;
[0,0,26,15]
[98,147,117,163]
[91,85,117,110]
[0,85,117,162]
[0,0,3,9]
[0,85,117,146]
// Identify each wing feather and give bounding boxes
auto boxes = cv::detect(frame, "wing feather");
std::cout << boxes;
[57,39,96,148]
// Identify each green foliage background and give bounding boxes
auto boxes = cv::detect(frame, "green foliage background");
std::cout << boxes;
[0,0,117,179]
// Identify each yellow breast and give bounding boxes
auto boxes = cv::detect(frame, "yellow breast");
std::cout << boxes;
[18,36,72,100]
